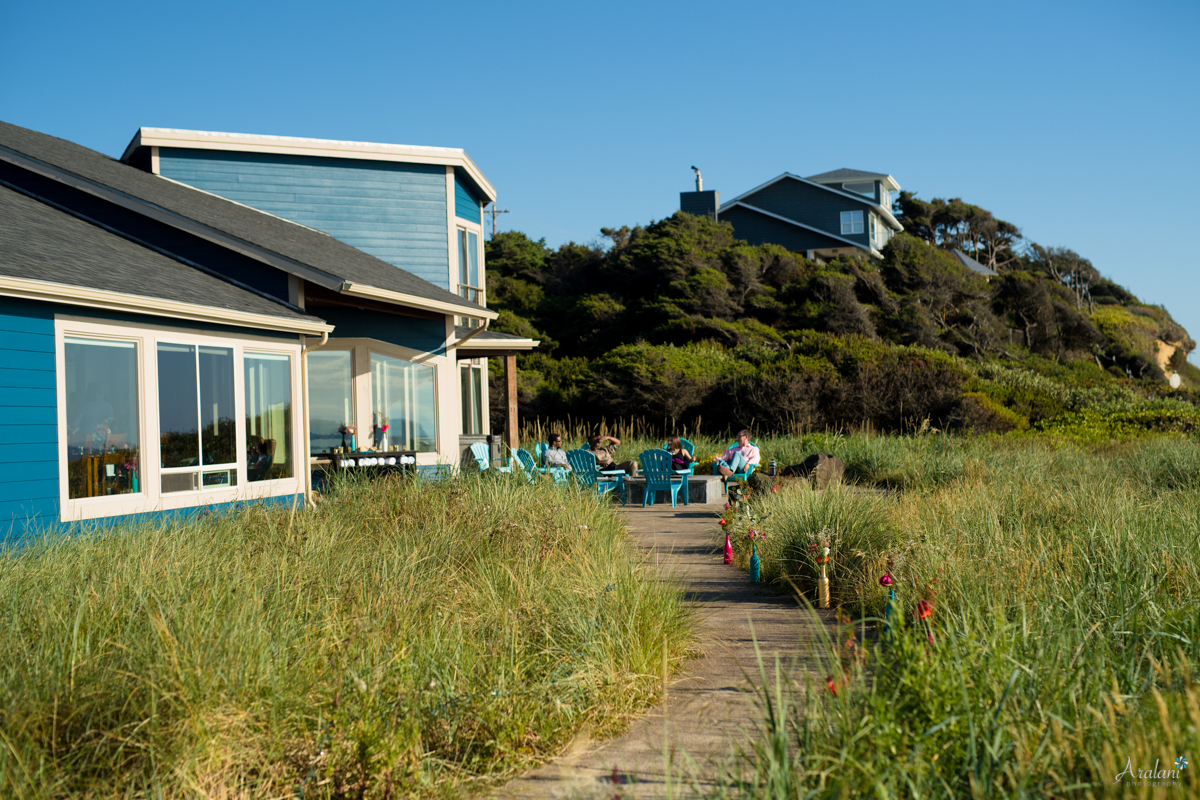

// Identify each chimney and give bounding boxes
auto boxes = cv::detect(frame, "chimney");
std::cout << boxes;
[680,166,719,219]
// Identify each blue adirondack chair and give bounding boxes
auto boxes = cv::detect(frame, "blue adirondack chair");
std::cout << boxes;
[512,448,540,483]
[566,449,626,503]
[662,437,697,475]
[468,441,490,472]
[714,440,758,484]
[640,449,687,508]
[532,441,570,483]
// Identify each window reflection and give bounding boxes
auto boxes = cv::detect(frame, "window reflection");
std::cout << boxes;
[157,342,236,493]
[308,351,353,454]
[157,343,199,468]
[371,352,436,452]
[245,353,292,481]
[65,337,140,499]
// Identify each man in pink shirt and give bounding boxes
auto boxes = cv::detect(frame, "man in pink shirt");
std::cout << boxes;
[714,429,760,479]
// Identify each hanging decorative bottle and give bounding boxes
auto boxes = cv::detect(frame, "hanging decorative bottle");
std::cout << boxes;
[750,543,761,582]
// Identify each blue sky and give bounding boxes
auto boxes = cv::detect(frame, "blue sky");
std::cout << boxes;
[3,0,1198,360]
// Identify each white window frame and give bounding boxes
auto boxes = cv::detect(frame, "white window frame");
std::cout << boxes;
[840,210,864,235]
[455,221,486,328]
[55,316,303,522]
[460,359,485,436]
[306,338,445,465]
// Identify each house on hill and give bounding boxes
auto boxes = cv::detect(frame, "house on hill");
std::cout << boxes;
[0,121,536,538]
[680,168,904,261]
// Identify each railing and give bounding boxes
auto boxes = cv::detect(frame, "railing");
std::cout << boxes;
[458,284,486,328]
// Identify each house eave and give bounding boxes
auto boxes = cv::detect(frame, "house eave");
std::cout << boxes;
[339,282,498,321]
[0,275,334,336]
[719,172,903,230]
[124,127,497,203]
[724,201,884,258]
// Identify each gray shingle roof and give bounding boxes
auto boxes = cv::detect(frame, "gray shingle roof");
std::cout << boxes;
[0,121,483,315]
[805,168,889,183]
[0,183,323,325]
[952,249,998,277]
[453,326,538,343]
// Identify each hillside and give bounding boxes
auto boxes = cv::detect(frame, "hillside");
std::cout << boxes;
[484,195,1200,438]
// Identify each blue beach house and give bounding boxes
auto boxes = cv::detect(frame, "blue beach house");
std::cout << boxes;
[0,121,537,538]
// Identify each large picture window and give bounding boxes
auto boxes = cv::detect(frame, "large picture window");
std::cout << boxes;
[64,337,140,499]
[58,319,302,522]
[308,350,353,454]
[245,353,293,481]
[371,352,436,452]
[157,343,237,493]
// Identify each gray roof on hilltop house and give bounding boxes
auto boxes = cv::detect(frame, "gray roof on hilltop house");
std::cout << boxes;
[0,121,486,316]
[952,249,999,277]
[806,168,891,183]
[0,184,326,327]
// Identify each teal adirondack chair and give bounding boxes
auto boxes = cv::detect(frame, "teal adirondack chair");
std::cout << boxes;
[512,448,539,483]
[534,442,571,483]
[640,449,687,508]
[468,441,490,472]
[715,440,758,484]
[566,449,626,503]
[662,437,697,475]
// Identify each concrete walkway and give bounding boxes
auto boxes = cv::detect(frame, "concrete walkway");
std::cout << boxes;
[491,503,829,799]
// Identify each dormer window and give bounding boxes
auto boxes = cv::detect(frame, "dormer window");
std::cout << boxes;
[843,182,875,197]
[840,210,864,235]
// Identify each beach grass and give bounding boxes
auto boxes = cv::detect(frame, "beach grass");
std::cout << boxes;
[710,433,1200,798]
[0,472,692,798]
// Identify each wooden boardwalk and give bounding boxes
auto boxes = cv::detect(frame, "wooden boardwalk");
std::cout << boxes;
[490,503,828,799]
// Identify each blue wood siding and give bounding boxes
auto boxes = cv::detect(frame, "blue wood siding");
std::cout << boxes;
[0,298,58,538]
[158,149,452,289]
[454,172,482,224]
[720,206,848,254]
[742,178,873,248]
[316,306,448,356]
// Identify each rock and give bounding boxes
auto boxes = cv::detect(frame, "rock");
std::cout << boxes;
[780,453,845,489]
[747,472,776,493]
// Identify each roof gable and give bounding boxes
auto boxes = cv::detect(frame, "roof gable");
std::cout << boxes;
[0,183,329,334]
[0,121,494,321]
[720,173,902,230]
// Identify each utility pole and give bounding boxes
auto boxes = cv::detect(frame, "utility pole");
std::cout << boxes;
[485,203,510,238]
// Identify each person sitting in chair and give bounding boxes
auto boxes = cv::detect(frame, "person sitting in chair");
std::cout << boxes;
[589,434,638,477]
[714,429,760,479]
[542,433,570,469]
[666,435,695,471]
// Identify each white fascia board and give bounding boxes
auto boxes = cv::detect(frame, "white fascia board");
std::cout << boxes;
[720,173,901,228]
[727,202,881,254]
[339,282,499,321]
[126,127,497,203]
[452,336,540,350]
[0,275,334,336]
[808,173,902,193]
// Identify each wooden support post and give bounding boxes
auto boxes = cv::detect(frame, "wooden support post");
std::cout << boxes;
[505,354,519,451]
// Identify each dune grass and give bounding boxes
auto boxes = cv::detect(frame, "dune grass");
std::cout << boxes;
[0,473,692,798]
[712,433,1200,798]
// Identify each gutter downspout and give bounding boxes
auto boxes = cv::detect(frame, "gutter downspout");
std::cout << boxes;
[453,318,490,348]
[301,331,328,509]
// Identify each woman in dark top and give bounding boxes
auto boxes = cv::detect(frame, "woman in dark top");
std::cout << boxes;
[666,435,695,470]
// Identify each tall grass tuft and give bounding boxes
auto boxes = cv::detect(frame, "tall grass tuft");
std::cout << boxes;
[0,473,692,798]
[717,433,1200,798]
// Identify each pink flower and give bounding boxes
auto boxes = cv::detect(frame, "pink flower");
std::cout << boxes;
[879,574,893,587]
